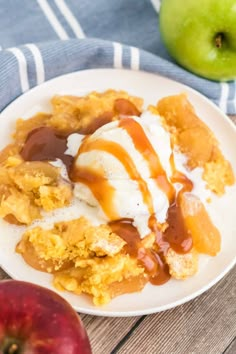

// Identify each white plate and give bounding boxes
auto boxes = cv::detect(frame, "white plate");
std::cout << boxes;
[0,69,235,317]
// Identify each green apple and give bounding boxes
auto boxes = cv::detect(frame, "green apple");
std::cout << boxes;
[159,0,236,81]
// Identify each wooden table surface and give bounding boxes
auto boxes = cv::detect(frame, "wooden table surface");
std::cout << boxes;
[0,116,235,354]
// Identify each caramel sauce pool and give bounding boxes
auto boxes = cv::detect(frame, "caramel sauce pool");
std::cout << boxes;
[20,126,73,171]
[109,219,171,285]
[78,112,114,135]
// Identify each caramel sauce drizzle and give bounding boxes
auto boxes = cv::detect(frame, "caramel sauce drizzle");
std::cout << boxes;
[73,137,155,216]
[163,152,193,254]
[170,152,193,195]
[119,118,175,203]
[70,165,119,220]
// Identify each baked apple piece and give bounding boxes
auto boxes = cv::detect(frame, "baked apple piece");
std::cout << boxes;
[180,192,221,256]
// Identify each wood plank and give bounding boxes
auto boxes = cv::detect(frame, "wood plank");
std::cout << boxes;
[81,315,140,354]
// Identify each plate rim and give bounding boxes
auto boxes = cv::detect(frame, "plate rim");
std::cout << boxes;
[1,68,236,133]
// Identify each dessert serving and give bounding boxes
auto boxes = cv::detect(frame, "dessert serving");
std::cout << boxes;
[0,89,234,306]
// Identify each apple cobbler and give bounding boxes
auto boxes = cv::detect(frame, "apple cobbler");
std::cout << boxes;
[0,90,234,306]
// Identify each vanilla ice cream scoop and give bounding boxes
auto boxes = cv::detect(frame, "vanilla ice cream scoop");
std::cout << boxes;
[69,111,176,237]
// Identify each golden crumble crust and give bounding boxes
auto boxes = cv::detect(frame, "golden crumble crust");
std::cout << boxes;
[16,217,146,305]
[0,161,72,224]
[165,248,198,279]
[16,217,126,271]
[50,90,143,134]
[54,253,145,306]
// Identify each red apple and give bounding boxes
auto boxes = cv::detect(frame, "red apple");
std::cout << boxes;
[0,280,92,354]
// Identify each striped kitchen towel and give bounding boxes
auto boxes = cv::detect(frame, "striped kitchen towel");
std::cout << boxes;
[0,0,235,114]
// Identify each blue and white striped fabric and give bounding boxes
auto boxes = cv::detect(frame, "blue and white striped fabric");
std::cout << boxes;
[0,0,235,114]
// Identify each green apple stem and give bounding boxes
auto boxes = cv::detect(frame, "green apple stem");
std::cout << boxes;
[215,33,224,48]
